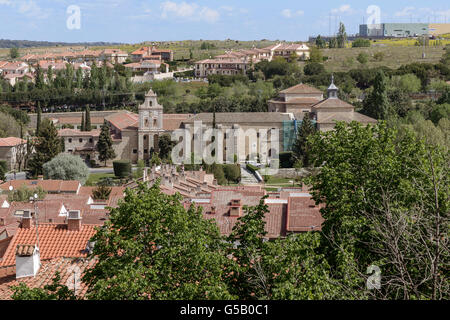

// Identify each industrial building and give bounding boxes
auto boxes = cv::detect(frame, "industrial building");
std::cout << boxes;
[359,23,450,38]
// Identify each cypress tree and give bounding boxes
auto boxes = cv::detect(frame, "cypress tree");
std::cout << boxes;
[81,112,85,131]
[85,106,92,131]
[97,120,116,167]
[363,70,391,120]
[292,112,316,167]
[28,119,62,176]
[36,102,42,136]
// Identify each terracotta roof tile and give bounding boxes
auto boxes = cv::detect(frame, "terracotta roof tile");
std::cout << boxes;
[0,223,98,267]
[0,257,96,299]
[0,137,26,147]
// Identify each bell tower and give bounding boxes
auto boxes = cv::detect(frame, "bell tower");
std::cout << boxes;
[327,74,339,99]
[138,89,164,160]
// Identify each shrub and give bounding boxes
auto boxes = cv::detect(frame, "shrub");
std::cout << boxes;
[246,163,259,174]
[92,185,112,200]
[113,160,132,178]
[223,164,241,183]
[373,52,384,61]
[279,151,295,168]
[357,53,369,65]
[352,38,371,48]
[43,154,89,184]
[304,62,325,76]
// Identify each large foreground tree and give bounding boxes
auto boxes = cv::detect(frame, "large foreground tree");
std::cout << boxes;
[307,121,449,299]
[82,182,235,300]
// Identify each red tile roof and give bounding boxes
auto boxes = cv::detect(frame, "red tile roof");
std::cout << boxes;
[0,223,98,267]
[58,129,101,137]
[0,180,81,194]
[0,137,26,147]
[106,111,138,130]
[0,257,96,299]
[286,197,324,232]
[280,83,323,95]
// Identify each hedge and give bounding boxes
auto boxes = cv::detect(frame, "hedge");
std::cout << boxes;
[113,160,132,178]
[246,163,259,173]
[279,152,295,168]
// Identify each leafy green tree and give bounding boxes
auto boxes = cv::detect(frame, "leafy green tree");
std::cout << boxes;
[315,35,326,49]
[158,134,175,160]
[336,22,347,48]
[34,65,45,90]
[10,47,19,59]
[96,120,116,166]
[292,113,316,167]
[362,70,391,120]
[43,153,89,184]
[82,182,234,300]
[7,185,46,202]
[304,62,325,76]
[28,119,62,176]
[308,121,449,299]
[11,272,77,300]
[92,184,112,200]
[328,37,337,48]
[0,112,21,138]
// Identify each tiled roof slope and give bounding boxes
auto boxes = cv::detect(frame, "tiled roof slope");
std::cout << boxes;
[0,224,98,267]
[0,257,95,299]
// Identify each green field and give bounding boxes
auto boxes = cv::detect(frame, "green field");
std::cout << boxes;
[320,45,447,72]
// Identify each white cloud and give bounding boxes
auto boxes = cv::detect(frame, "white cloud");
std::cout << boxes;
[220,6,233,12]
[160,1,219,23]
[281,9,292,18]
[281,9,304,18]
[200,7,219,23]
[331,4,353,14]
[395,6,416,17]
[395,7,450,20]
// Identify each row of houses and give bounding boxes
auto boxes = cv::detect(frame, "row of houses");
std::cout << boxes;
[0,169,324,298]
[194,43,310,78]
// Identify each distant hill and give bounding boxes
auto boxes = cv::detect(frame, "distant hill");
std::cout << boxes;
[0,39,123,48]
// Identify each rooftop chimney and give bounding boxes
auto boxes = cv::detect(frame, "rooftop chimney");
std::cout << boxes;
[15,244,40,279]
[21,210,33,229]
[229,199,242,217]
[67,210,82,231]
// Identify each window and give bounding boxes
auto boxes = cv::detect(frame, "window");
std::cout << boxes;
[133,149,137,154]
[144,149,148,154]
[89,138,93,143]
[68,138,72,143]
[79,138,83,143]
[68,149,73,153]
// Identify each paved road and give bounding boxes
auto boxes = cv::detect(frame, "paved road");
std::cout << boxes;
[5,172,26,181]
[4,167,137,181]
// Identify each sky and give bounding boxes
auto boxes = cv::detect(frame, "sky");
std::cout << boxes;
[0,0,449,43]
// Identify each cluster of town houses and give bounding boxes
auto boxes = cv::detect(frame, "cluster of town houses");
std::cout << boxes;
[0,41,379,298]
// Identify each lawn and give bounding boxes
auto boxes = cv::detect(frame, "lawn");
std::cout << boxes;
[85,172,116,186]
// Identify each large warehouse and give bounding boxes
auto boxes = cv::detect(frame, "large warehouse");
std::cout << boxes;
[359,23,450,38]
